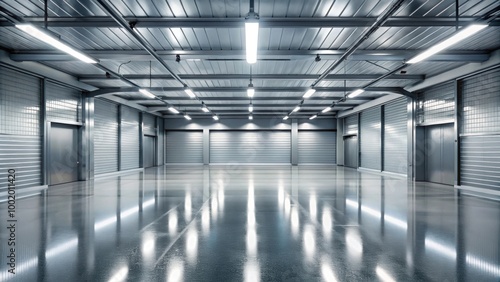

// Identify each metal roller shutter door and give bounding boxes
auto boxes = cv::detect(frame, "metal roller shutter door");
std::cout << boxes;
[460,68,500,190]
[384,98,408,175]
[46,82,81,123]
[121,106,140,170]
[94,99,118,174]
[298,131,336,164]
[360,107,381,170]
[210,131,290,164]
[0,66,41,192]
[166,131,203,163]
[143,113,156,136]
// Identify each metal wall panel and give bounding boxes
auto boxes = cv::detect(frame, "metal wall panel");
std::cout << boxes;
[461,69,500,135]
[460,68,500,190]
[344,115,358,135]
[46,81,82,122]
[360,107,381,170]
[298,131,336,164]
[210,131,291,164]
[166,131,203,163]
[460,135,500,190]
[384,97,408,174]
[157,118,164,165]
[416,82,455,125]
[94,98,118,174]
[143,113,156,136]
[0,66,41,192]
[120,106,140,170]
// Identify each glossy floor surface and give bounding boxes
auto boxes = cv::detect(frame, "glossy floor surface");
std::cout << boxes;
[1,165,500,281]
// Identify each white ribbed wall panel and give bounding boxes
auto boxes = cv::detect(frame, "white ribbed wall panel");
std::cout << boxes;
[94,99,118,174]
[298,131,336,164]
[120,106,140,170]
[166,131,203,163]
[384,98,408,175]
[360,107,381,170]
[210,131,291,164]
[0,66,41,191]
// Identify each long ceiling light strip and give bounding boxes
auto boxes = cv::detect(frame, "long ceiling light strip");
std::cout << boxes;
[16,24,98,64]
[303,87,316,98]
[407,24,488,64]
[245,0,259,64]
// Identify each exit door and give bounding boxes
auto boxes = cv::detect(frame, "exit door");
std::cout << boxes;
[49,123,79,185]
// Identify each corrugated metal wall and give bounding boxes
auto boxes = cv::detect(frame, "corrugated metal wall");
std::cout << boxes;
[298,131,336,164]
[0,66,42,191]
[360,107,381,170]
[384,97,408,175]
[94,99,118,174]
[210,131,290,163]
[166,131,203,163]
[120,106,140,170]
[460,68,500,190]
[344,115,358,135]
[46,82,81,122]
[416,82,455,125]
[157,118,164,165]
[143,113,156,136]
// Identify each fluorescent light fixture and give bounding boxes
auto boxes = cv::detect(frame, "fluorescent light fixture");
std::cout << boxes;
[184,114,192,120]
[184,87,196,98]
[322,107,332,113]
[168,107,179,114]
[283,116,289,120]
[247,84,255,97]
[249,115,253,120]
[249,105,253,112]
[139,89,156,99]
[213,115,219,121]
[202,105,210,112]
[303,88,316,98]
[309,115,317,120]
[245,21,259,64]
[16,24,98,64]
[407,24,488,64]
[348,89,364,98]
[292,106,300,112]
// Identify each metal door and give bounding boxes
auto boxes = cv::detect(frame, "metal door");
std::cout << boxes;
[425,123,454,185]
[344,136,358,168]
[144,135,155,168]
[360,107,381,170]
[384,97,408,175]
[49,123,79,185]
[166,131,203,163]
[210,131,291,164]
[298,131,336,164]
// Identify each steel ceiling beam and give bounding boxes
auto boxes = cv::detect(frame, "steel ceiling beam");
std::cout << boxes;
[9,50,490,62]
[78,73,424,81]
[1,16,498,28]
[147,104,358,112]
[129,97,372,102]
[88,86,405,97]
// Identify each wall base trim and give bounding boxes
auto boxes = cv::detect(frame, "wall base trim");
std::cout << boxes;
[358,167,409,179]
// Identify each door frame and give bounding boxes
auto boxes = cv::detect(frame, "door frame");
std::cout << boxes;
[46,120,83,185]
[143,134,156,168]
[343,134,358,169]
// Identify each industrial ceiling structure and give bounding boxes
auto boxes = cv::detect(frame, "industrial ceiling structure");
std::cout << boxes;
[0,0,499,119]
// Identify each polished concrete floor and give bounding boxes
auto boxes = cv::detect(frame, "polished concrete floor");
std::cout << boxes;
[1,165,499,281]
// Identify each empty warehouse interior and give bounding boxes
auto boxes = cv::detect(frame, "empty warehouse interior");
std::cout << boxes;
[0,0,500,281]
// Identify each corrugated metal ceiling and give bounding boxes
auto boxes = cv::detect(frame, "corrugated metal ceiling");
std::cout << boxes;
[0,0,499,118]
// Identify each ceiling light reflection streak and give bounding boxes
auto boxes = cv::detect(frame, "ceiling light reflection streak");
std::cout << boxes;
[322,206,333,240]
[169,210,178,234]
[309,194,317,221]
[94,198,156,232]
[218,187,225,212]
[186,226,198,264]
[108,266,129,282]
[321,256,338,282]
[211,197,219,221]
[185,191,192,221]
[141,232,156,263]
[202,206,210,235]
[303,225,316,261]
[375,266,396,282]
[291,207,299,238]
[167,259,184,282]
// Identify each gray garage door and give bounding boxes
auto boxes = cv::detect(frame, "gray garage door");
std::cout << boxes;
[94,99,118,175]
[360,107,381,170]
[120,106,140,170]
[298,130,336,164]
[210,131,290,164]
[384,97,408,175]
[166,131,203,164]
